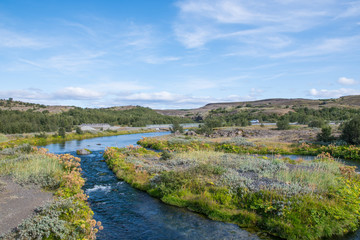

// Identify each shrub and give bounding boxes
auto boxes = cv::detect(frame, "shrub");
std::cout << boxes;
[277,119,291,130]
[317,126,333,142]
[75,126,83,134]
[308,119,326,128]
[341,117,360,145]
[58,128,66,138]
[170,122,184,134]
[160,151,172,160]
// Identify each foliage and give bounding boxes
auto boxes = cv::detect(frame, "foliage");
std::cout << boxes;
[169,122,184,133]
[308,119,326,128]
[0,106,193,134]
[341,116,360,145]
[0,128,156,150]
[58,127,66,138]
[75,126,83,134]
[104,146,360,240]
[0,147,101,239]
[277,119,291,130]
[317,126,333,142]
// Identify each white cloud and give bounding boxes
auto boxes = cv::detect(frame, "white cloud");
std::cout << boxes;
[338,77,357,85]
[54,87,104,100]
[0,29,50,49]
[19,51,107,72]
[272,35,360,58]
[174,0,336,49]
[309,88,360,98]
[142,56,181,64]
[337,1,360,18]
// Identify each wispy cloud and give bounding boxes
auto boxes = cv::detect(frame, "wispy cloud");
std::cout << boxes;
[338,77,357,85]
[272,35,360,58]
[0,28,51,49]
[309,88,360,98]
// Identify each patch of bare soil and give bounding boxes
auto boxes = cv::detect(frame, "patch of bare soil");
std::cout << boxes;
[0,177,53,236]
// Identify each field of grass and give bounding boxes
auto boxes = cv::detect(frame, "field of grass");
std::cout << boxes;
[0,145,102,239]
[0,134,8,143]
[104,145,360,240]
[138,134,360,161]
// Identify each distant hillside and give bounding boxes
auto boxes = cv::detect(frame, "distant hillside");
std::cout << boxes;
[156,95,360,118]
[0,99,74,113]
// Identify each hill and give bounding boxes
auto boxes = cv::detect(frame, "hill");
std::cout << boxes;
[155,95,360,118]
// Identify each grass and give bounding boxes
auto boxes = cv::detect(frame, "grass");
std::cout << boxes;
[0,145,102,239]
[0,134,8,143]
[104,146,360,240]
[0,128,156,150]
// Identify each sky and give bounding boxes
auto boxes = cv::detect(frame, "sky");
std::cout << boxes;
[0,0,359,109]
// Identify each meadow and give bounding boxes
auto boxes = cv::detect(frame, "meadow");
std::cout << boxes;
[104,137,360,240]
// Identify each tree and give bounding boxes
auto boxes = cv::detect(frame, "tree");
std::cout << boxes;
[75,126,83,134]
[277,119,291,130]
[317,126,333,142]
[308,119,326,128]
[170,122,184,133]
[341,117,360,145]
[58,127,66,138]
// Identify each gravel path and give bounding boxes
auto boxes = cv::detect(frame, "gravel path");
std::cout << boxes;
[0,177,53,236]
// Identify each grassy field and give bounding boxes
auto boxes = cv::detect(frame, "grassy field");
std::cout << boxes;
[104,143,360,240]
[0,144,102,239]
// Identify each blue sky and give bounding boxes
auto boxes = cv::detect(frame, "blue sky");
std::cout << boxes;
[0,0,359,109]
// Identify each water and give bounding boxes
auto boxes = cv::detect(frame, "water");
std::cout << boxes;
[45,132,360,240]
[46,132,260,240]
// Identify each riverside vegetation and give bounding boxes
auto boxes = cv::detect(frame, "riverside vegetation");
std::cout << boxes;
[0,144,102,239]
[0,128,157,150]
[104,133,360,240]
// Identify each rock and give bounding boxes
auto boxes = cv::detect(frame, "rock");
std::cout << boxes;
[76,149,91,155]
[185,130,197,136]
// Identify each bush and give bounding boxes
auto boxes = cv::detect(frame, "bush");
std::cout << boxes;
[341,117,360,145]
[277,119,291,130]
[170,122,184,134]
[58,128,66,138]
[317,126,333,142]
[308,119,326,128]
[75,126,83,134]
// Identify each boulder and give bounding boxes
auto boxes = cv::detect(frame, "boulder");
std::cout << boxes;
[76,149,91,155]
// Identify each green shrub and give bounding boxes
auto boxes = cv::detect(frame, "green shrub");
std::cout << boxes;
[170,122,184,133]
[308,119,326,128]
[341,116,360,145]
[277,119,291,130]
[317,126,333,142]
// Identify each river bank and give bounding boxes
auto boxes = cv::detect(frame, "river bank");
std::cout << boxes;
[0,127,159,150]
[0,145,101,239]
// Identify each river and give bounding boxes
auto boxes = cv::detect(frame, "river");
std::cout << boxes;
[45,132,360,240]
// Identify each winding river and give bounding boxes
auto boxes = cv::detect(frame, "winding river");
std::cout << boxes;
[45,132,360,240]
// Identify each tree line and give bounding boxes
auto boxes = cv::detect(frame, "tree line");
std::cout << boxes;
[0,107,193,134]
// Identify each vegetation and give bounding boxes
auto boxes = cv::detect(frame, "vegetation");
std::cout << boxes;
[0,128,156,150]
[202,106,360,127]
[169,122,184,133]
[341,116,360,145]
[0,145,101,239]
[104,146,360,240]
[0,106,192,134]
[138,135,360,161]
[317,126,333,142]
[276,119,291,130]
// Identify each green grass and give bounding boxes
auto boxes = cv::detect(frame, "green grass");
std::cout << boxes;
[104,146,360,240]
[0,145,102,239]
[0,134,8,143]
